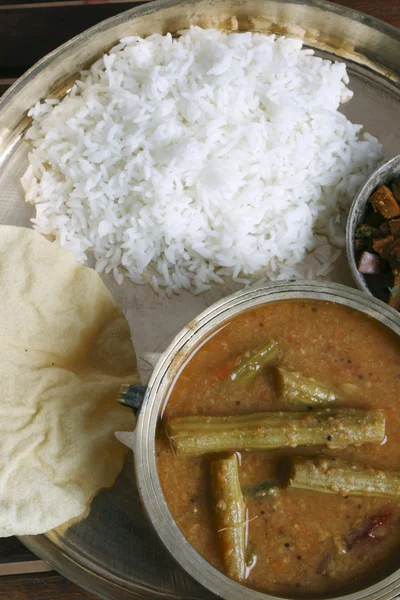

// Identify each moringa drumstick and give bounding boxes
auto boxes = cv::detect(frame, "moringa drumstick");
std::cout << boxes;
[210,453,246,581]
[289,457,400,498]
[230,340,278,383]
[166,408,385,457]
[276,367,341,406]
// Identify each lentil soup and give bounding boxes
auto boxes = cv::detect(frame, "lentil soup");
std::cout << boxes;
[156,300,400,597]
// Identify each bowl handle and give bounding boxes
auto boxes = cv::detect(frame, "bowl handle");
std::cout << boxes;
[116,352,162,415]
[115,352,162,451]
[118,384,148,415]
[115,386,147,452]
[141,352,162,367]
[115,430,136,451]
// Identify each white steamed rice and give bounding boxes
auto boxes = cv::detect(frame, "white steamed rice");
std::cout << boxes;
[22,27,383,294]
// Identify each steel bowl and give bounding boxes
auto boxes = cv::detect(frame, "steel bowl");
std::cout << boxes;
[132,279,400,600]
[346,155,400,298]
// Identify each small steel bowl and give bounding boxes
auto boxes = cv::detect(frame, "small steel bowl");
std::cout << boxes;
[133,280,400,600]
[346,155,400,298]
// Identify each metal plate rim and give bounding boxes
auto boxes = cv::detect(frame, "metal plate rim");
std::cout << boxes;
[0,0,398,598]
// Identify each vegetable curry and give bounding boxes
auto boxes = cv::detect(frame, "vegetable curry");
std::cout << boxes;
[156,300,400,597]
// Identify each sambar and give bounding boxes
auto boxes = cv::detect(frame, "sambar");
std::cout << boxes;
[156,299,400,597]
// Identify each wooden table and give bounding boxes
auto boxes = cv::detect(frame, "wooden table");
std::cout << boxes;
[0,0,399,597]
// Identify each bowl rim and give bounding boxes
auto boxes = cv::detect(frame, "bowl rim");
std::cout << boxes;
[134,279,400,600]
[346,154,400,296]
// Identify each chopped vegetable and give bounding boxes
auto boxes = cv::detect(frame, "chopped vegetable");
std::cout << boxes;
[353,179,400,312]
[372,235,394,259]
[289,458,400,498]
[358,251,381,275]
[346,513,392,550]
[370,186,400,219]
[230,340,278,383]
[210,454,246,581]
[244,481,278,498]
[355,224,381,239]
[276,367,340,405]
[166,408,385,456]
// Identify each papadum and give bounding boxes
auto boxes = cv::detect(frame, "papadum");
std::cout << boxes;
[0,226,138,537]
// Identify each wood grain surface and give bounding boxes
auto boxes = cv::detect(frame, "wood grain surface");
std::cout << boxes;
[0,0,399,598]
[0,0,399,93]
[333,0,400,27]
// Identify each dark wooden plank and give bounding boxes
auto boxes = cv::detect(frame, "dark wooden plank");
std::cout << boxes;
[0,0,398,76]
[0,0,78,3]
[0,0,398,19]
[0,0,398,91]
[0,537,34,562]
[0,78,16,97]
[0,3,143,70]
[334,0,400,28]
[0,0,82,3]
[0,0,149,3]
[0,0,150,5]
[1,572,99,599]
[0,539,97,598]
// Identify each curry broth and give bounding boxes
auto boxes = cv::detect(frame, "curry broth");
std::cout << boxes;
[156,300,400,597]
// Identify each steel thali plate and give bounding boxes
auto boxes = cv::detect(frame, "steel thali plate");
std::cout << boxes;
[0,0,399,598]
